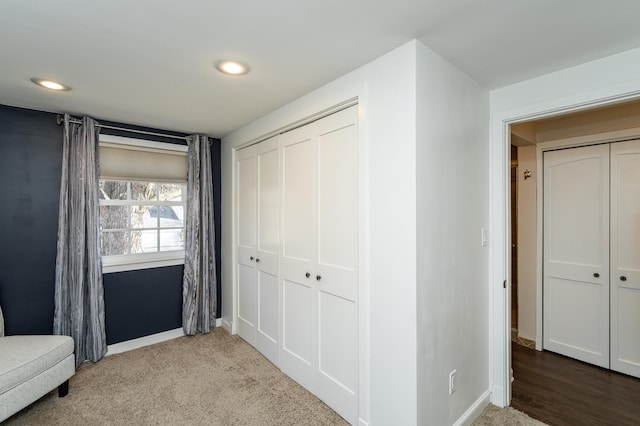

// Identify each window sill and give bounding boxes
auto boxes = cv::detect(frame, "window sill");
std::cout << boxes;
[102,251,185,274]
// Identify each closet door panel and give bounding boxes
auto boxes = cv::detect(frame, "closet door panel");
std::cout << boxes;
[317,121,357,270]
[257,269,279,364]
[237,262,257,344]
[258,271,279,341]
[255,137,280,365]
[282,135,315,262]
[316,109,358,302]
[611,139,640,377]
[237,153,257,249]
[236,147,258,346]
[318,292,357,419]
[315,106,358,424]
[282,278,314,387]
[258,144,279,254]
[280,126,317,390]
[543,145,609,368]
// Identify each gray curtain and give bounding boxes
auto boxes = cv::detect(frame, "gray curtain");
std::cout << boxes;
[54,114,106,367]
[183,135,217,335]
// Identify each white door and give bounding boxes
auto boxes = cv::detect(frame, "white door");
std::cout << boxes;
[280,123,317,390]
[255,137,280,365]
[280,106,358,424]
[236,146,258,346]
[235,137,280,365]
[543,144,610,368]
[610,139,640,378]
[314,108,358,422]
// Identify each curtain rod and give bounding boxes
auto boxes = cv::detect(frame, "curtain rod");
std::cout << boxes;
[56,114,189,142]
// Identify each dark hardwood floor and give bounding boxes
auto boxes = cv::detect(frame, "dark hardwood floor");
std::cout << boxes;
[512,343,640,426]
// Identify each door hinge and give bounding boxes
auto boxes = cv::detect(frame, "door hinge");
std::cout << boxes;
[503,280,506,289]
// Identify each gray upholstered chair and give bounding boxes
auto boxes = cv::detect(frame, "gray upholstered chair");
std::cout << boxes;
[0,303,75,422]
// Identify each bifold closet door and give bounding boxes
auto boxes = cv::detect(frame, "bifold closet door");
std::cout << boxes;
[236,146,258,346]
[543,144,610,368]
[280,106,358,424]
[610,139,640,378]
[235,137,280,366]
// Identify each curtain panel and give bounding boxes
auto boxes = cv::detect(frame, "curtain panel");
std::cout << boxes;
[54,114,107,366]
[183,135,217,335]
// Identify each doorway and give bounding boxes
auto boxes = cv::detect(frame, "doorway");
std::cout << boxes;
[504,99,640,421]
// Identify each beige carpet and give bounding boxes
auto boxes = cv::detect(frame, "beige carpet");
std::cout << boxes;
[472,404,547,425]
[5,328,547,425]
[5,329,347,425]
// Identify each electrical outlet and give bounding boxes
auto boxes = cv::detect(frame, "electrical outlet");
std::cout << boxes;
[449,369,457,395]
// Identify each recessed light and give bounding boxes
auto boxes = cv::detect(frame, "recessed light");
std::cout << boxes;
[31,78,71,91]
[215,61,249,76]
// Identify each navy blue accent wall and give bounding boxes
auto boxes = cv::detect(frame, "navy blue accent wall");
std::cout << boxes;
[0,105,63,335]
[103,266,183,344]
[0,105,222,344]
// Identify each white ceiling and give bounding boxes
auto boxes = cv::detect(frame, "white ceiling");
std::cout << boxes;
[2,0,640,138]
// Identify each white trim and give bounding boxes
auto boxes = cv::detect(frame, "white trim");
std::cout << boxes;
[99,134,188,153]
[105,319,223,356]
[358,418,370,426]
[106,328,185,355]
[102,251,185,274]
[453,390,491,426]
[535,146,544,350]
[236,97,358,149]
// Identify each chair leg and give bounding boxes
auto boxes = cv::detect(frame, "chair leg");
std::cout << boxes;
[58,380,69,397]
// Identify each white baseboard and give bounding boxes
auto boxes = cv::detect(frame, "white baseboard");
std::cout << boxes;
[106,318,223,356]
[358,418,369,426]
[106,328,185,356]
[222,318,233,333]
[453,389,491,426]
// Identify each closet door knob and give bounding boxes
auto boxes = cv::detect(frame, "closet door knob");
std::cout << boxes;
[250,256,254,261]
[620,276,627,281]
[593,273,600,278]
[316,275,322,281]
[305,272,310,278]
[256,258,260,263]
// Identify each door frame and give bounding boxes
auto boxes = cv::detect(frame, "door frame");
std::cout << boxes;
[490,88,640,408]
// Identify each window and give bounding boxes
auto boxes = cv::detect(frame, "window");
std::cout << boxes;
[98,135,188,273]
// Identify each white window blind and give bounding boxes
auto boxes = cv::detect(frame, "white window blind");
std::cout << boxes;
[99,135,188,182]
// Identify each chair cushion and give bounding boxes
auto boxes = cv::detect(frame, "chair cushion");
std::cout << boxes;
[0,335,74,394]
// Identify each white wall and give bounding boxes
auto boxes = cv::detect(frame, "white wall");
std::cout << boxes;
[516,145,537,342]
[222,41,418,426]
[489,46,640,406]
[222,38,494,426]
[415,41,490,425]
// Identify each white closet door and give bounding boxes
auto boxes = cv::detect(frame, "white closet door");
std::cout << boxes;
[280,124,317,390]
[314,107,358,423]
[543,144,610,368]
[610,139,640,378]
[236,146,258,346]
[255,137,280,365]
[279,106,359,424]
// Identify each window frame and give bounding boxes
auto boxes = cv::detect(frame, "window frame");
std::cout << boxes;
[98,135,188,274]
